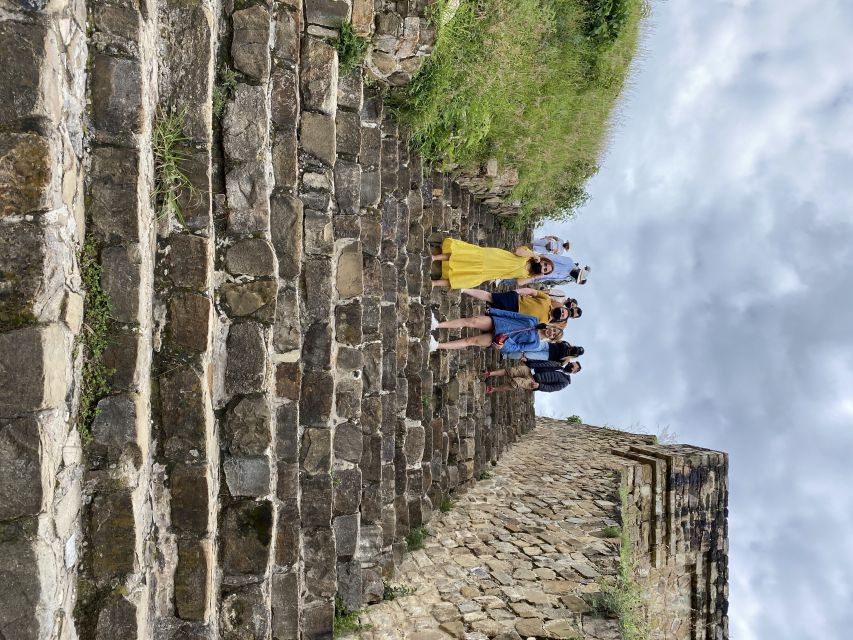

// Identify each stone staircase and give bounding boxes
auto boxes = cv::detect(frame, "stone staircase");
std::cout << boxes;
[0,1,535,639]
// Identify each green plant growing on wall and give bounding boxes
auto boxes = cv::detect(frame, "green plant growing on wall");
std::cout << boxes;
[336,22,370,77]
[212,67,240,118]
[566,415,583,424]
[152,107,195,227]
[383,584,417,601]
[439,495,455,512]
[586,483,649,639]
[478,469,492,480]
[602,525,622,538]
[333,596,371,637]
[406,527,428,551]
[76,240,113,444]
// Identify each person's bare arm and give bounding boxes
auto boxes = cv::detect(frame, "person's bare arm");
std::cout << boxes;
[515,287,539,296]
[514,246,537,258]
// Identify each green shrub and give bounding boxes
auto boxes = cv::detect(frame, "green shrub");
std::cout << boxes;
[333,596,370,637]
[566,415,583,424]
[602,525,621,538]
[478,469,493,480]
[439,495,455,513]
[212,67,240,118]
[383,584,417,601]
[406,527,428,550]
[336,22,369,77]
[393,0,648,225]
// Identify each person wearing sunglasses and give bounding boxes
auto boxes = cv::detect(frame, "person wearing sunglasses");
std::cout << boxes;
[460,287,581,325]
[484,360,581,394]
[430,309,564,353]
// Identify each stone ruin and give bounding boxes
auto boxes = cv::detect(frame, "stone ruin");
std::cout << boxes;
[0,0,728,638]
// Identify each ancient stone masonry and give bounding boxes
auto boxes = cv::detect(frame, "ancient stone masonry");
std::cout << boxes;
[354,418,728,640]
[1,1,537,638]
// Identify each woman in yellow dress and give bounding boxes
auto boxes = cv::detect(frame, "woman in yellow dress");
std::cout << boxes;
[431,239,555,289]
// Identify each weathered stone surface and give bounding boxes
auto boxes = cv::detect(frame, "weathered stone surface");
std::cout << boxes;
[159,366,206,458]
[304,257,333,321]
[301,473,333,527]
[171,463,209,533]
[225,238,276,276]
[302,601,334,639]
[167,233,210,290]
[276,403,299,464]
[222,280,278,320]
[270,193,303,280]
[225,322,267,396]
[0,325,66,416]
[232,5,271,81]
[89,146,140,243]
[301,37,338,115]
[333,467,362,515]
[335,109,361,157]
[300,427,332,475]
[0,418,41,520]
[168,292,211,352]
[0,220,48,330]
[273,7,301,65]
[336,241,364,298]
[300,111,336,166]
[337,346,364,373]
[333,421,363,464]
[303,322,333,370]
[226,163,271,234]
[224,84,268,164]
[271,68,299,129]
[0,21,56,124]
[0,132,52,216]
[91,394,137,458]
[333,512,359,558]
[333,214,361,240]
[306,0,351,28]
[272,126,298,190]
[304,208,334,256]
[221,501,273,575]
[224,456,271,497]
[273,286,301,352]
[335,159,361,215]
[220,584,268,640]
[337,557,363,610]
[101,244,142,323]
[271,572,299,638]
[95,595,137,640]
[0,524,39,639]
[335,375,362,420]
[89,490,135,579]
[91,54,142,137]
[275,362,302,401]
[225,395,271,456]
[303,527,336,597]
[338,71,364,110]
[335,300,362,346]
[174,539,207,621]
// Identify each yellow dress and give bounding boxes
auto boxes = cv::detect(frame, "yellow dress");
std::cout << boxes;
[441,238,530,289]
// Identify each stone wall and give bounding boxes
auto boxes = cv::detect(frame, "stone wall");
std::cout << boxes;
[0,1,535,638]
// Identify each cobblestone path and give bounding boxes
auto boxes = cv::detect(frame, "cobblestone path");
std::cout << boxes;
[355,420,624,640]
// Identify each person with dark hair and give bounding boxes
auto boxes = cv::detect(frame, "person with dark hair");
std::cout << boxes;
[430,309,564,352]
[484,360,580,394]
[515,256,591,286]
[532,236,571,256]
[431,240,555,289]
[460,287,580,324]
[504,341,584,363]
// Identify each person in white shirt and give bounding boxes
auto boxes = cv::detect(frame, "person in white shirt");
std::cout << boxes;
[532,236,571,256]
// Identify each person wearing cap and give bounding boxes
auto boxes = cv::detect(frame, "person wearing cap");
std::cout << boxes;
[459,287,581,325]
[514,252,591,286]
[532,236,572,256]
[484,360,580,394]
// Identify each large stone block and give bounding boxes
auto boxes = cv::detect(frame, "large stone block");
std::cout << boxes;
[300,111,336,166]
[159,366,206,459]
[273,7,301,65]
[334,421,363,464]
[335,375,362,420]
[271,68,299,129]
[273,286,301,352]
[225,238,276,276]
[225,322,267,396]
[0,325,67,416]
[225,395,271,456]
[88,146,140,243]
[302,601,334,639]
[272,126,298,190]
[334,159,361,215]
[303,527,337,597]
[168,292,211,352]
[0,523,38,639]
[276,404,300,464]
[303,321,333,371]
[338,71,364,110]
[224,84,269,164]
[171,463,209,533]
[220,584,268,640]
[232,5,272,81]
[335,300,362,346]
[306,0,351,28]
[335,241,364,298]
[300,428,332,474]
[91,394,138,460]
[0,418,41,520]
[304,208,334,256]
[271,573,299,639]
[303,257,333,321]
[221,500,273,575]
[91,55,142,138]
[95,595,137,640]
[222,280,278,321]
[226,163,272,235]
[167,233,210,290]
[300,37,338,115]
[270,194,303,280]
[275,362,302,402]
[174,539,208,621]
[224,456,271,498]
[0,219,49,330]
[333,468,362,515]
[0,132,52,217]
[0,21,58,125]
[101,243,143,323]
[333,513,360,559]
[89,490,135,580]
[301,473,333,527]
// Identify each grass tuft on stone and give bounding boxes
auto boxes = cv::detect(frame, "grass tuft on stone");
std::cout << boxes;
[439,495,455,513]
[212,67,240,118]
[602,525,622,538]
[383,583,417,601]
[392,0,649,226]
[566,414,583,424]
[333,596,371,637]
[336,22,369,77]
[478,469,492,480]
[76,240,113,444]
[152,107,195,227]
[406,526,429,551]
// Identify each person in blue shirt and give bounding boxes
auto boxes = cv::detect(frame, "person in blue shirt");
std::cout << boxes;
[504,341,584,363]
[430,308,563,353]
[532,236,572,256]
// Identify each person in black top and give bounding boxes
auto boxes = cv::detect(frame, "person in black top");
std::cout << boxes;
[484,360,580,394]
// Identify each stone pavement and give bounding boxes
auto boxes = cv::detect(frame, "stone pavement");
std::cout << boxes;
[353,419,626,640]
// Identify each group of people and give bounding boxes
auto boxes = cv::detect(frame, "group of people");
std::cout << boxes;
[428,235,590,395]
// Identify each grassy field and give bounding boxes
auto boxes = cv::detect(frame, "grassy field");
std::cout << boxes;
[391,0,649,226]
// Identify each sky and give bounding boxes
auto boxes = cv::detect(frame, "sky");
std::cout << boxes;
[534,1,853,638]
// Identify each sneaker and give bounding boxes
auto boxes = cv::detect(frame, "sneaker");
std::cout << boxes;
[430,313,440,331]
[429,336,439,352]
